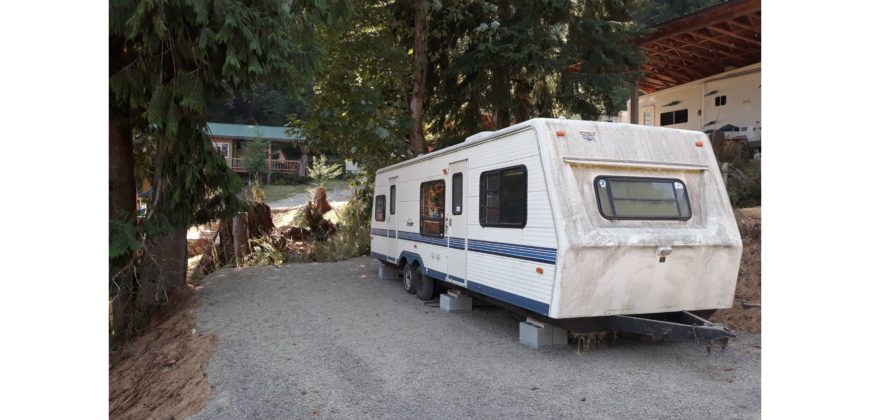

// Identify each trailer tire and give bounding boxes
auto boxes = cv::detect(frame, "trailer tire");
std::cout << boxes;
[416,274,435,300]
[403,264,419,294]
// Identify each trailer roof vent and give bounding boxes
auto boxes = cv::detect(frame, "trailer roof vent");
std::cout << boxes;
[464,131,495,143]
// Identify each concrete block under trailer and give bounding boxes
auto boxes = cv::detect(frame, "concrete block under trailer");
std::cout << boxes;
[370,118,740,345]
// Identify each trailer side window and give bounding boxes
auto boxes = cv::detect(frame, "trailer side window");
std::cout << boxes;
[420,180,446,237]
[594,176,691,220]
[375,195,386,221]
[389,185,396,215]
[479,165,527,228]
[452,173,463,215]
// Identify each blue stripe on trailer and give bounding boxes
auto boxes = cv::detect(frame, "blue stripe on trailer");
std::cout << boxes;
[371,251,391,263]
[425,267,447,281]
[467,280,550,315]
[467,239,557,265]
[448,237,466,250]
[371,228,397,238]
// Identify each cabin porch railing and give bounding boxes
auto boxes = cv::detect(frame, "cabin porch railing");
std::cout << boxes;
[225,157,303,175]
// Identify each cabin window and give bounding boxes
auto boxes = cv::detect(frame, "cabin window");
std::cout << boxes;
[420,180,446,237]
[389,185,396,215]
[375,195,386,221]
[594,176,691,220]
[479,165,527,228]
[660,109,688,126]
[715,95,727,106]
[214,142,229,158]
[452,173,463,215]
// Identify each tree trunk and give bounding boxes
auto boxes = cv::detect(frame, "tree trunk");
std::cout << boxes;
[109,113,136,222]
[513,76,532,123]
[233,212,249,267]
[135,229,188,308]
[409,0,429,156]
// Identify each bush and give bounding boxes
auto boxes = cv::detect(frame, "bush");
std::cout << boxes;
[723,159,761,208]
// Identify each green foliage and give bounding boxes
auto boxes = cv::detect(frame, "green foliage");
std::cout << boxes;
[425,0,644,147]
[251,179,267,203]
[206,83,310,126]
[305,191,372,261]
[269,173,312,185]
[241,139,272,178]
[723,160,761,208]
[630,0,724,27]
[308,155,344,186]
[302,0,414,176]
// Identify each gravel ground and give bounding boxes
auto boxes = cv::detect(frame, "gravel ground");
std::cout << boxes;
[193,257,761,419]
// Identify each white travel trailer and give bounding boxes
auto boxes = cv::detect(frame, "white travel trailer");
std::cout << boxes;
[370,118,741,341]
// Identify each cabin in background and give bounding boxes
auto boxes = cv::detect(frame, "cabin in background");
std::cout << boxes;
[206,122,310,177]
[619,0,761,155]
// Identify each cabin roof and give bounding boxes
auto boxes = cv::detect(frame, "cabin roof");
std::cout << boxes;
[206,122,306,142]
[638,0,761,94]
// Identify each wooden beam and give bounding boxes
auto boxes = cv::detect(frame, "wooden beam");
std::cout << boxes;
[642,63,694,85]
[641,0,761,45]
[726,16,760,33]
[708,24,761,46]
[644,53,707,79]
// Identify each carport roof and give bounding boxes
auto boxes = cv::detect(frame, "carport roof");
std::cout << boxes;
[206,122,306,142]
[638,0,761,94]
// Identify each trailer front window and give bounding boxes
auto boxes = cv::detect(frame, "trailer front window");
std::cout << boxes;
[420,180,446,237]
[595,176,691,220]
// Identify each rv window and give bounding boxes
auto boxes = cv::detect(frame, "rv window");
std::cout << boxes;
[594,176,691,220]
[660,109,689,126]
[389,185,396,215]
[420,180,446,237]
[375,195,386,221]
[479,165,527,228]
[452,173,463,215]
[715,95,727,106]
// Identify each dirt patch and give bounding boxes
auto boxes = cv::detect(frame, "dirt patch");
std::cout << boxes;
[109,286,216,420]
[711,207,761,333]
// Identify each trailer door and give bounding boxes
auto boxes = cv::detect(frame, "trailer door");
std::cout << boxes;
[388,176,398,258]
[446,160,467,284]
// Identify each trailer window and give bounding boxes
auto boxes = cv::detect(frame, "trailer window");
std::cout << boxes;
[660,109,688,126]
[420,180,446,237]
[452,173,463,215]
[375,195,386,221]
[389,185,396,215]
[479,165,527,228]
[595,176,691,220]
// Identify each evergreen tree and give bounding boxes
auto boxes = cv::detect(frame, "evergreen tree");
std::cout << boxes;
[109,0,349,336]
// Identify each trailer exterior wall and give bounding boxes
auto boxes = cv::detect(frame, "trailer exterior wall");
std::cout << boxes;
[372,118,742,320]
[371,127,558,315]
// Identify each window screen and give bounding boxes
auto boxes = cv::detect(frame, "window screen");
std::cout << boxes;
[389,185,396,215]
[595,176,691,220]
[374,195,386,221]
[420,181,446,237]
[479,165,527,228]
[452,173,463,215]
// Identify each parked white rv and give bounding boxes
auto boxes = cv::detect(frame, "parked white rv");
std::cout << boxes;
[370,118,741,329]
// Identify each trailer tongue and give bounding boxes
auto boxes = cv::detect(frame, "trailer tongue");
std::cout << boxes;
[557,310,735,347]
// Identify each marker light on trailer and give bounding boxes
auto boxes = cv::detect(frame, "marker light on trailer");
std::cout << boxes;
[555,130,566,137]
[695,140,704,147]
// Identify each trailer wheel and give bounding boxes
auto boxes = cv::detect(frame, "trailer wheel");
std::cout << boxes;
[402,264,419,294]
[416,274,435,300]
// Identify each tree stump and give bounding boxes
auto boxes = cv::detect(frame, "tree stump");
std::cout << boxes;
[233,212,249,267]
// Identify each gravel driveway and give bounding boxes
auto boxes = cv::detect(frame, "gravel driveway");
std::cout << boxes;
[193,257,760,419]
